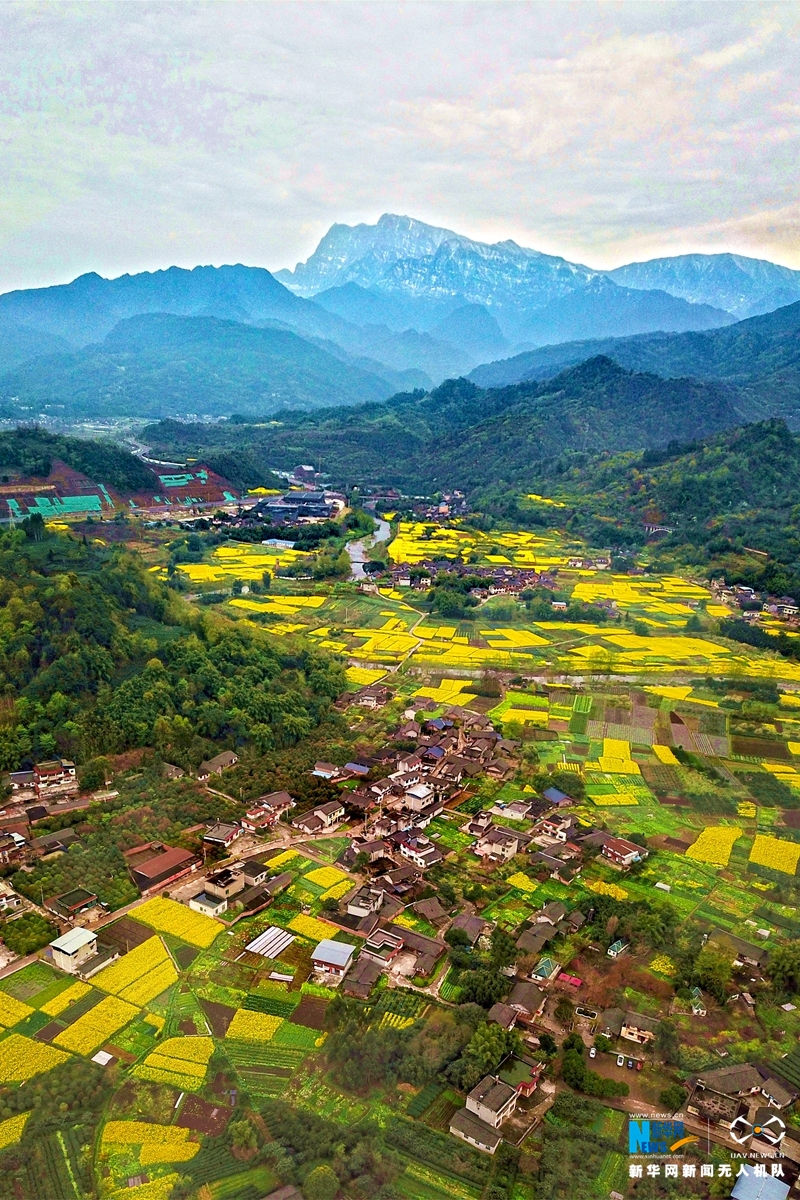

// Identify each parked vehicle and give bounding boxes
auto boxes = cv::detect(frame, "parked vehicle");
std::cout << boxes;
[636,1060,643,1071]
[627,1059,634,1070]
[616,1054,625,1067]
[589,1047,596,1059]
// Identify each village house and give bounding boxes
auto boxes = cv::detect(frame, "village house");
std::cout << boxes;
[189,891,228,918]
[451,911,488,946]
[241,791,295,831]
[129,845,199,895]
[292,800,345,835]
[360,928,405,966]
[203,821,242,849]
[607,939,629,959]
[474,827,521,862]
[466,1075,518,1129]
[205,866,245,900]
[311,761,341,780]
[347,885,385,919]
[197,750,238,780]
[687,1064,797,1127]
[602,836,648,868]
[49,927,97,974]
[354,684,393,709]
[342,954,383,1000]
[311,938,354,979]
[34,758,78,796]
[396,830,443,870]
[620,1011,659,1045]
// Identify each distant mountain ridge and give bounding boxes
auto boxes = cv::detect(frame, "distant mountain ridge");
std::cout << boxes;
[0,314,419,420]
[143,356,745,492]
[467,299,800,427]
[277,213,733,345]
[607,253,800,319]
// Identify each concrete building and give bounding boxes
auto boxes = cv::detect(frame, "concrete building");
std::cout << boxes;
[50,927,97,974]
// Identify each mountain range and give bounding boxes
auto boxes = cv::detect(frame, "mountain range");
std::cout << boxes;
[0,212,799,421]
[142,355,746,492]
[467,300,800,427]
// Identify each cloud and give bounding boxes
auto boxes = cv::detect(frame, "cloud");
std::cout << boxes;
[0,1,797,288]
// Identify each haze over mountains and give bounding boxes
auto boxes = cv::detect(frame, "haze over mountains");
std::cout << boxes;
[0,212,799,425]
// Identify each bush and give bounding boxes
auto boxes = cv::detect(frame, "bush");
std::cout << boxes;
[659,1084,686,1113]
[304,1165,340,1200]
[1,912,58,956]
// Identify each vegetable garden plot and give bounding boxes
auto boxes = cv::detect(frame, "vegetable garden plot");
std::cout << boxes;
[288,995,329,1030]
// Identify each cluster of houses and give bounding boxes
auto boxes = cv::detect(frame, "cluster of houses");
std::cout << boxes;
[711,580,800,624]
[7,757,78,801]
[374,559,559,598]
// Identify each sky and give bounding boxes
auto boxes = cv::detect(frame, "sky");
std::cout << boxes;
[0,1,798,291]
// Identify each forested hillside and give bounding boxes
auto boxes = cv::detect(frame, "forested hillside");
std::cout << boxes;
[499,418,800,601]
[143,356,743,490]
[0,428,155,492]
[469,300,800,427]
[0,314,421,420]
[0,524,344,774]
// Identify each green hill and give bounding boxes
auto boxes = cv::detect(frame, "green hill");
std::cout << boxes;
[0,313,414,420]
[0,428,155,492]
[143,356,743,491]
[469,299,800,426]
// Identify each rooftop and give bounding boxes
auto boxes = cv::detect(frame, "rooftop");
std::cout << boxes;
[312,939,354,969]
[50,927,97,954]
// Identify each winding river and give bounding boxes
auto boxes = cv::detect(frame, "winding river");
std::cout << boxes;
[347,517,391,580]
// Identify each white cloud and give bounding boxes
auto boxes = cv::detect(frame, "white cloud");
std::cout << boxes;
[0,0,797,288]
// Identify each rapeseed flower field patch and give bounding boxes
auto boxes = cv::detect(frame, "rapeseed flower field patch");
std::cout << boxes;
[0,1034,69,1081]
[288,913,338,941]
[94,936,177,1006]
[0,992,34,1028]
[226,1010,283,1041]
[134,1037,214,1092]
[55,995,138,1054]
[749,835,800,875]
[304,866,348,889]
[135,897,221,948]
[686,826,742,867]
[0,1112,29,1150]
[40,980,91,1017]
[507,873,538,893]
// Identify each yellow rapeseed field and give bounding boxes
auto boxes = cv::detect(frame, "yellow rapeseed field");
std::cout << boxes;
[135,897,221,948]
[0,1034,69,1082]
[55,995,138,1054]
[226,1010,283,1042]
[686,826,742,868]
[749,835,800,875]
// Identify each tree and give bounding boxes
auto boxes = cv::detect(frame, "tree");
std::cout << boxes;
[655,1019,681,1066]
[229,1116,257,1152]
[304,1165,340,1200]
[445,926,471,950]
[538,1032,557,1056]
[562,1033,584,1054]
[554,996,574,1026]
[660,1084,686,1112]
[694,946,732,1004]
[562,1048,587,1089]
[769,943,800,995]
[593,1034,612,1054]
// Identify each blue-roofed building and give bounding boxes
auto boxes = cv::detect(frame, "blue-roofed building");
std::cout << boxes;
[311,938,355,979]
[731,1169,789,1200]
[543,786,571,806]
